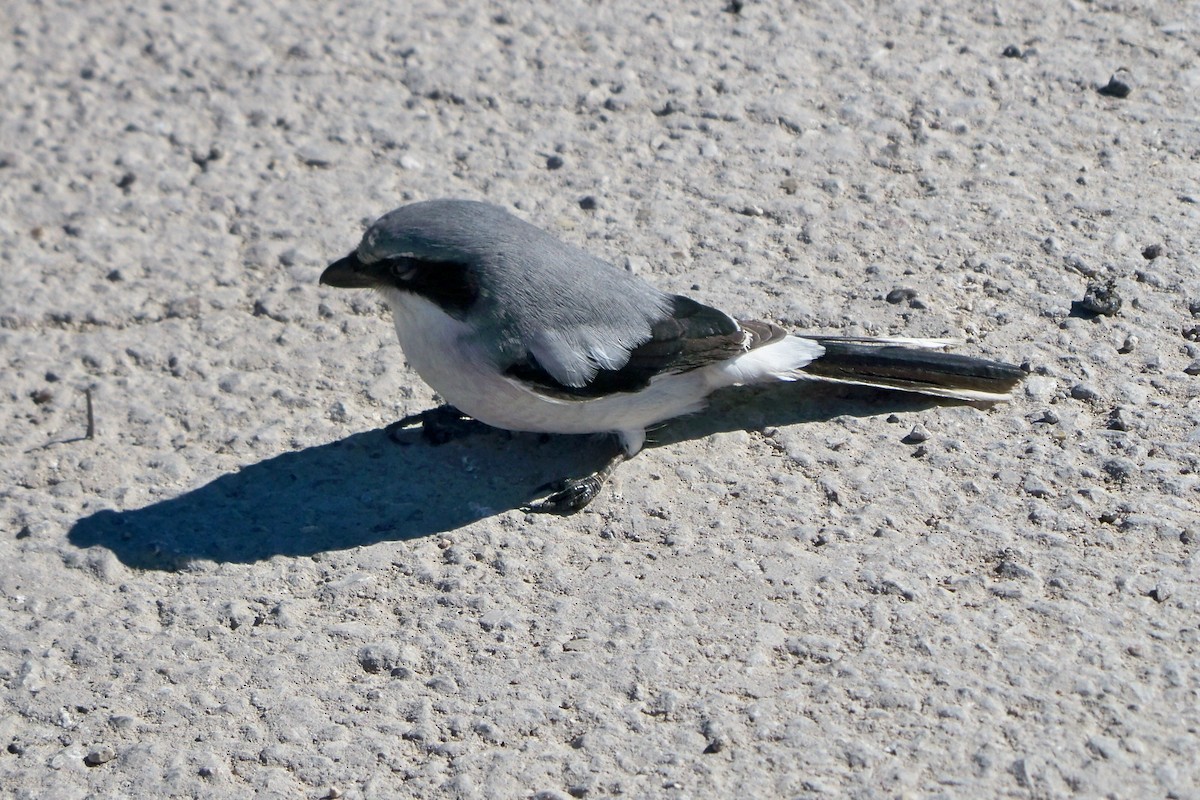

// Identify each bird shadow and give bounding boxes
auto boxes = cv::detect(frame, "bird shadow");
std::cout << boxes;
[68,383,947,569]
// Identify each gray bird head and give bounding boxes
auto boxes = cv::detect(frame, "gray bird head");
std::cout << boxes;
[320,200,514,314]
[321,199,672,386]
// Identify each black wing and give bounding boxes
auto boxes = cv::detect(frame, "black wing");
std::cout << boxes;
[506,295,782,399]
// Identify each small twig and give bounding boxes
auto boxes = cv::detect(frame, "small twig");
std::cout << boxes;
[24,386,97,452]
[85,387,95,440]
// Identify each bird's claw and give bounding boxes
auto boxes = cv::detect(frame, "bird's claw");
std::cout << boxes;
[522,475,604,515]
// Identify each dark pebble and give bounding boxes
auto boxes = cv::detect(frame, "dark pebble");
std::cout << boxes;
[1080,279,1122,316]
[1141,244,1163,260]
[886,287,918,304]
[1184,326,1200,342]
[1002,45,1022,58]
[30,388,53,405]
[578,196,599,210]
[546,155,564,170]
[1184,360,1200,376]
[1098,76,1131,98]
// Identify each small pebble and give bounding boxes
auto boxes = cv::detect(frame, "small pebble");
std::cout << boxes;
[902,424,930,444]
[1063,252,1097,276]
[1034,409,1059,424]
[298,147,334,168]
[1135,268,1168,288]
[1141,244,1163,260]
[1184,326,1200,342]
[1079,279,1122,316]
[1102,458,1136,481]
[1107,407,1132,431]
[1071,383,1102,403]
[1098,75,1132,98]
[1184,360,1200,376]
[1148,581,1173,603]
[1118,334,1138,354]
[84,745,116,766]
[886,287,918,304]
[1001,45,1022,58]
[358,643,400,674]
[1188,300,1200,317]
[578,196,599,210]
[994,559,1036,580]
[545,155,564,170]
[1023,476,1052,498]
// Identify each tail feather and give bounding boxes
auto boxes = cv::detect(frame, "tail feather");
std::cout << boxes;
[802,338,1024,402]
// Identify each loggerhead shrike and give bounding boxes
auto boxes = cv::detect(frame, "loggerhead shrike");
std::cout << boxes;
[321,199,1023,514]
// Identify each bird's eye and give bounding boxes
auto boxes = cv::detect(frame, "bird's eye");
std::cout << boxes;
[386,260,415,280]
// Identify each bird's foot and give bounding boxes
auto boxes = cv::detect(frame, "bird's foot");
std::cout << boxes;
[387,405,484,446]
[521,451,626,515]
[522,475,606,515]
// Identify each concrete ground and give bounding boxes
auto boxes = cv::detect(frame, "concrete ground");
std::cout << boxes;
[2,1,1197,797]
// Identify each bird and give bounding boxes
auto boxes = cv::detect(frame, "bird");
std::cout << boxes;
[320,199,1024,514]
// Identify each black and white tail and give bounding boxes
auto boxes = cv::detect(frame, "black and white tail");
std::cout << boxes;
[800,335,1024,402]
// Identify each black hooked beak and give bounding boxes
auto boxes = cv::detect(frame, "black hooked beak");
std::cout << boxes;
[320,252,380,289]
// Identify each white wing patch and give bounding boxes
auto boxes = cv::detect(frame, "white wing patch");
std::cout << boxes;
[527,327,642,388]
